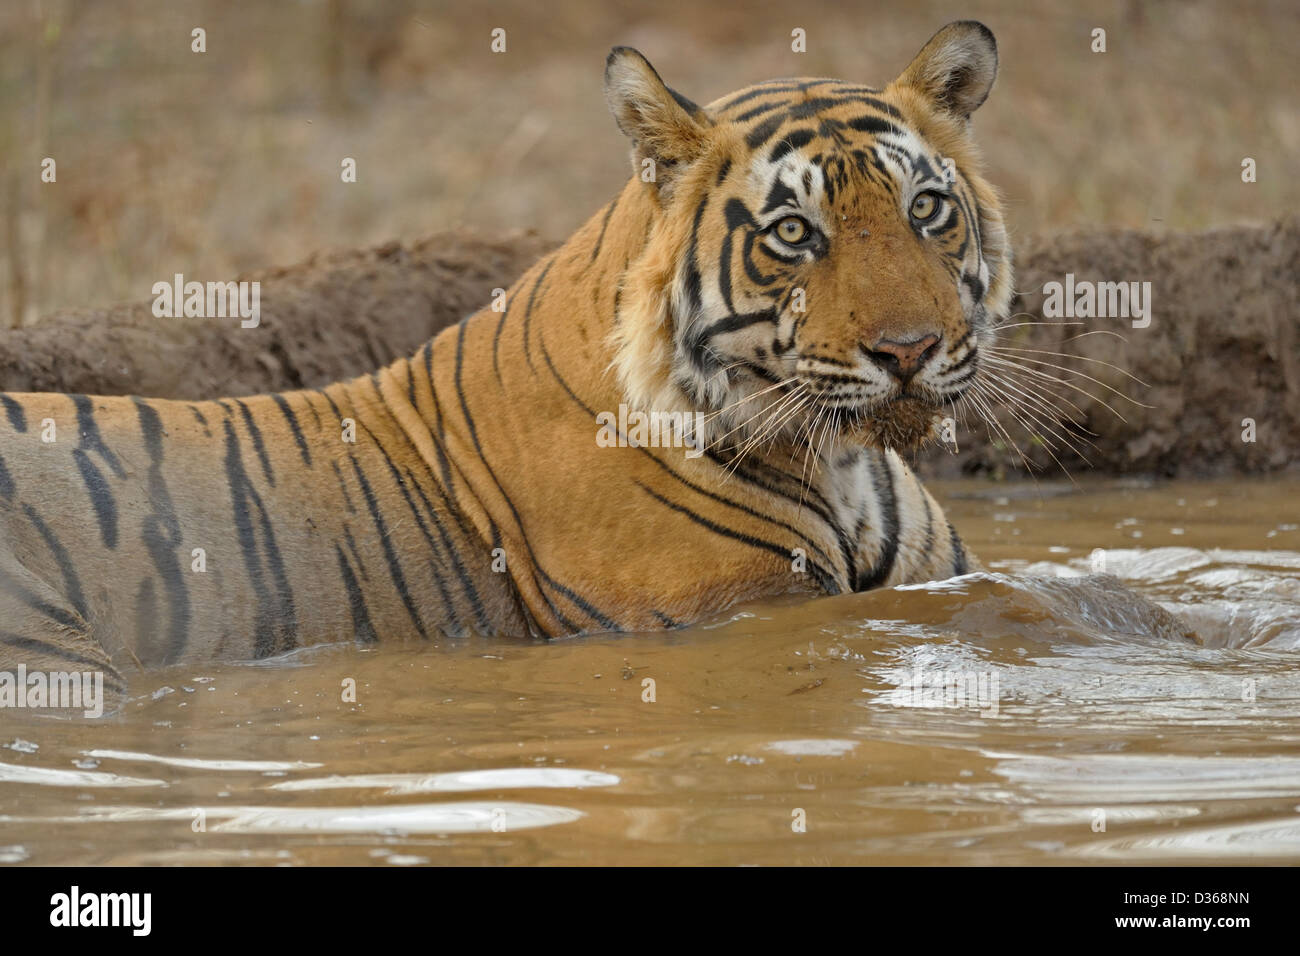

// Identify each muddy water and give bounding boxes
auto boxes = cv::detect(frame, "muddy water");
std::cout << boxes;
[2,477,1299,866]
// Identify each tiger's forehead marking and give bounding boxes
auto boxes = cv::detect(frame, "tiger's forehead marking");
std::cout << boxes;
[708,79,912,150]
[708,78,897,119]
[720,81,949,223]
[746,151,834,234]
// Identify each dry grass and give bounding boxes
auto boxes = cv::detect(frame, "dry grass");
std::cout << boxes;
[0,0,1295,325]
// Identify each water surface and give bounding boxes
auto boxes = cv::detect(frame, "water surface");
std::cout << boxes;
[2,477,1298,865]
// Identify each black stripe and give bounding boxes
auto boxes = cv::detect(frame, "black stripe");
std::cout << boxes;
[492,283,513,386]
[334,543,379,645]
[714,451,852,578]
[769,128,815,163]
[330,459,357,514]
[0,451,12,501]
[714,205,740,314]
[0,633,122,689]
[637,483,839,595]
[301,390,323,429]
[785,97,845,119]
[20,504,89,620]
[855,452,900,591]
[949,523,970,575]
[414,342,433,411]
[398,398,490,606]
[271,393,313,467]
[69,395,124,550]
[745,114,786,149]
[668,86,703,116]
[353,418,464,636]
[834,89,896,109]
[682,197,709,312]
[405,471,494,635]
[134,399,192,664]
[520,257,555,373]
[761,176,799,215]
[342,525,369,581]
[453,322,582,633]
[72,395,125,477]
[73,449,118,550]
[847,114,904,138]
[406,354,418,407]
[537,339,841,577]
[944,347,978,377]
[716,84,802,112]
[536,566,622,632]
[0,562,85,633]
[733,99,791,123]
[235,399,276,487]
[0,395,26,432]
[915,474,936,561]
[588,197,618,265]
[348,454,429,640]
[223,419,298,657]
[314,387,346,424]
[694,308,779,343]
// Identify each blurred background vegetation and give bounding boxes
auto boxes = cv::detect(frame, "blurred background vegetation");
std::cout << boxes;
[0,0,1294,326]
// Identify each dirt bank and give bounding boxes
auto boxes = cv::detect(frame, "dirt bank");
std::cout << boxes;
[2,219,1295,478]
[936,216,1299,478]
[0,231,553,399]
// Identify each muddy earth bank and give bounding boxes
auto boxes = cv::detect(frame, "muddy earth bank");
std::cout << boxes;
[1,219,1295,478]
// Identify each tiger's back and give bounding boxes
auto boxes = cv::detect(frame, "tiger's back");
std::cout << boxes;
[0,381,528,687]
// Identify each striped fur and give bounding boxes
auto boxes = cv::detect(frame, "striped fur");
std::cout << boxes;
[0,22,1008,704]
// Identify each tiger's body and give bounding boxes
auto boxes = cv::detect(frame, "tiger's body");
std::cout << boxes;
[0,22,1010,702]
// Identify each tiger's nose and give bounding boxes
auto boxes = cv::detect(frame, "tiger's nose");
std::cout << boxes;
[864,333,941,384]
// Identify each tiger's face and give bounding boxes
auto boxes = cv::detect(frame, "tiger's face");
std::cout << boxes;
[607,21,1012,454]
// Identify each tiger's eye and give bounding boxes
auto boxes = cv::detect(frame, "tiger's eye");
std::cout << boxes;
[775,216,810,244]
[910,192,941,222]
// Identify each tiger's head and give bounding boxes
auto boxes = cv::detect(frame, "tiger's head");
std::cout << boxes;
[606,21,1012,456]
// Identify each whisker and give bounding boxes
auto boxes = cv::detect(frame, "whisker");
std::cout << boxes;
[977,380,1085,480]
[976,375,1097,465]
[698,376,798,426]
[708,382,806,447]
[988,320,1088,333]
[984,353,1147,415]
[981,359,1097,428]
[799,406,830,502]
[988,345,1153,391]
[966,385,1041,478]
[1061,329,1131,345]
[982,353,1129,424]
[720,388,810,476]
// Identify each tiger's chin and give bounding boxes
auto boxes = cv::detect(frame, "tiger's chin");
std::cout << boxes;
[841,396,944,453]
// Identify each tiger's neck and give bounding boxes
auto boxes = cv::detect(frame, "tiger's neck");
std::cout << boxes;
[366,181,873,635]
[374,181,675,631]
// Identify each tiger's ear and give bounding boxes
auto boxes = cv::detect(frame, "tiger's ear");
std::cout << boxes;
[604,48,712,191]
[895,21,998,121]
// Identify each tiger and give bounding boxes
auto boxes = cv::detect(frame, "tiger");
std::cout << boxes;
[0,21,1011,709]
